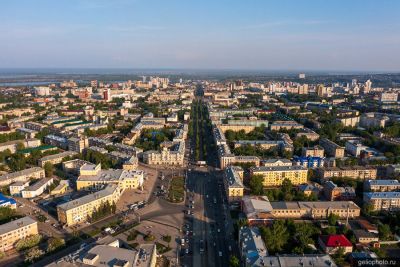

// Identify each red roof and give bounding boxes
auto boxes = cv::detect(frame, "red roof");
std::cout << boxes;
[320,234,352,247]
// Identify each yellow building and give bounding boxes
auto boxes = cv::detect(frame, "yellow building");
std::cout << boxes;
[76,164,144,191]
[57,184,123,226]
[224,166,244,202]
[250,166,308,187]
[0,216,38,252]
[50,183,68,195]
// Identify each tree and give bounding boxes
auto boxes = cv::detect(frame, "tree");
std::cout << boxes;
[16,235,42,251]
[24,246,44,263]
[260,220,289,254]
[378,224,392,241]
[293,223,319,253]
[328,213,339,226]
[46,237,65,253]
[44,162,54,177]
[0,206,19,224]
[249,175,264,195]
[229,255,240,267]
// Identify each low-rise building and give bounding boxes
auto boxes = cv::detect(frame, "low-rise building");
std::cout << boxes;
[21,177,53,199]
[68,136,89,153]
[9,181,30,196]
[295,128,320,141]
[317,166,377,180]
[261,158,292,167]
[363,192,400,211]
[57,184,123,226]
[293,156,324,168]
[323,181,356,201]
[250,166,308,187]
[353,230,379,244]
[38,151,78,167]
[82,243,157,267]
[242,196,360,224]
[50,182,68,196]
[143,141,185,166]
[0,167,45,187]
[122,156,138,170]
[224,166,244,202]
[0,193,17,209]
[239,227,268,266]
[270,120,303,131]
[335,116,360,127]
[76,165,144,191]
[0,216,38,252]
[364,179,400,192]
[302,146,324,157]
[319,138,345,158]
[318,234,353,254]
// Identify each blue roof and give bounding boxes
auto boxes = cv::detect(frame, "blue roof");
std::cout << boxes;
[0,193,16,206]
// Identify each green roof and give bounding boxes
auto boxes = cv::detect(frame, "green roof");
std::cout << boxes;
[51,119,81,125]
[18,145,57,154]
[63,121,90,127]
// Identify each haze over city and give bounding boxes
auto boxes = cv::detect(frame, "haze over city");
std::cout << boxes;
[1,0,400,71]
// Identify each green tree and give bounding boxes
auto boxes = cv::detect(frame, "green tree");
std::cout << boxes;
[44,162,54,177]
[16,235,42,251]
[46,237,66,253]
[249,175,264,195]
[328,213,339,226]
[24,246,44,263]
[378,224,392,241]
[229,255,240,267]
[260,220,289,254]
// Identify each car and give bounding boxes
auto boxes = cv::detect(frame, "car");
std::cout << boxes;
[185,248,189,254]
[219,251,222,257]
[217,229,220,233]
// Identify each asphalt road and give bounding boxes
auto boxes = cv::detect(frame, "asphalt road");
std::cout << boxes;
[180,166,236,267]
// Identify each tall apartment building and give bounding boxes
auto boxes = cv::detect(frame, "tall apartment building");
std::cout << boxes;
[250,166,308,187]
[0,216,38,252]
[319,138,345,158]
[0,167,45,187]
[57,184,123,226]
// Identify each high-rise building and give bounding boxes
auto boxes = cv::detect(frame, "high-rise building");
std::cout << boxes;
[363,79,372,94]
[299,73,306,79]
[90,80,98,88]
[103,88,111,102]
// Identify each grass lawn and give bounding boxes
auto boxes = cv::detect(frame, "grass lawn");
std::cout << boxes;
[168,176,185,203]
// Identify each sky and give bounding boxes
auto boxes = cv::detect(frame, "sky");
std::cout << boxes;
[1,0,400,72]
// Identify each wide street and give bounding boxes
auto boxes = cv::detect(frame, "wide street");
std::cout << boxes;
[180,86,238,267]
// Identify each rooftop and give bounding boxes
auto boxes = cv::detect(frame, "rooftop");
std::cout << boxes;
[0,216,37,236]
[58,184,119,211]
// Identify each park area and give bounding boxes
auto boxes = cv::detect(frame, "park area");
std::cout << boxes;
[168,176,185,203]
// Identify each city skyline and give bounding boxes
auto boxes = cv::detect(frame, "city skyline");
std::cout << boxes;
[1,0,400,71]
